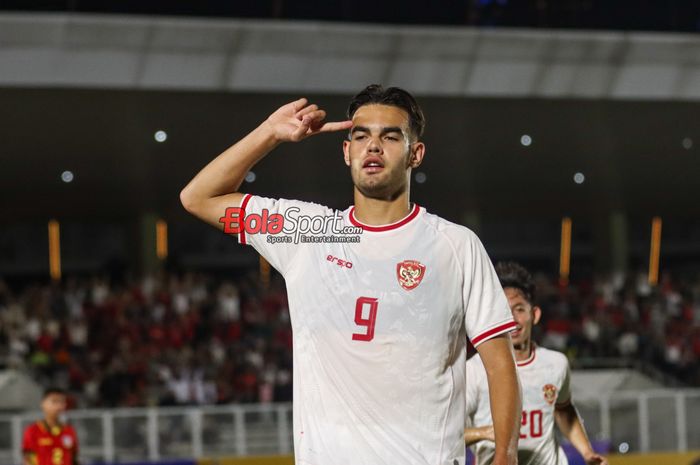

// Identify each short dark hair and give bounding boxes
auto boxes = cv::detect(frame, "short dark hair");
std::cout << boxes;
[43,387,66,399]
[347,84,426,140]
[495,261,536,305]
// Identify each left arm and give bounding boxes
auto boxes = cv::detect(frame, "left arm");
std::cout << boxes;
[554,402,608,465]
[70,428,79,465]
[464,424,495,446]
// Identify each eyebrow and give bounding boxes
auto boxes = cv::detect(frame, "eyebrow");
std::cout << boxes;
[350,126,405,137]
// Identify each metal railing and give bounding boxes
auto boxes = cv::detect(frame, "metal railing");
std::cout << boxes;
[2,390,699,464]
[0,403,293,465]
[574,389,700,455]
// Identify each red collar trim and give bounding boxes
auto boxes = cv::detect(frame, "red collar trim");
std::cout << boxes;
[516,346,536,367]
[349,204,421,232]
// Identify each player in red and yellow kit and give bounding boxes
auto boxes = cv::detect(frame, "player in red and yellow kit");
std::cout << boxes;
[22,388,79,465]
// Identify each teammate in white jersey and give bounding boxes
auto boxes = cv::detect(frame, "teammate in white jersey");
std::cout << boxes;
[465,262,608,465]
[181,85,521,465]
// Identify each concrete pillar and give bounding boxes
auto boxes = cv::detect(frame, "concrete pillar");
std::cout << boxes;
[139,212,161,275]
[593,211,629,273]
[609,211,628,274]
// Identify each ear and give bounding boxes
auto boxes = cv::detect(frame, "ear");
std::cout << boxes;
[343,139,351,167]
[533,306,542,325]
[408,141,425,168]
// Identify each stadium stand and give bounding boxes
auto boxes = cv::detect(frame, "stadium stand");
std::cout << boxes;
[1,269,698,409]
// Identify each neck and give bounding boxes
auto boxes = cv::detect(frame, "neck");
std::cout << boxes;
[44,416,60,428]
[513,339,533,362]
[352,189,411,226]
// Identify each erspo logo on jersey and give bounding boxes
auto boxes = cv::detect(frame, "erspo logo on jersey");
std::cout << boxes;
[327,255,353,268]
[219,206,363,244]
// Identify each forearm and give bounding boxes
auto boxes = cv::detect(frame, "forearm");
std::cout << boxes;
[180,122,279,207]
[487,364,520,464]
[555,405,595,456]
[464,425,494,446]
[478,336,521,465]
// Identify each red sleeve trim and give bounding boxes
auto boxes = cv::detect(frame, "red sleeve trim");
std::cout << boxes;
[471,320,517,347]
[238,194,252,245]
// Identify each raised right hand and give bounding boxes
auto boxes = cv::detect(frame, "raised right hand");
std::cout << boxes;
[264,98,353,143]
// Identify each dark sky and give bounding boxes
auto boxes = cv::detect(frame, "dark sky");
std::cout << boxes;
[1,0,700,32]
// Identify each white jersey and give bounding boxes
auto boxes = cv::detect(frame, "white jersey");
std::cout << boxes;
[466,345,572,465]
[238,195,515,465]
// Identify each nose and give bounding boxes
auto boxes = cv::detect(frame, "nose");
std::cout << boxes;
[367,136,382,154]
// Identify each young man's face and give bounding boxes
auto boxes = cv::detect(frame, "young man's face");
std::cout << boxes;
[505,287,541,350]
[41,393,67,419]
[343,104,424,200]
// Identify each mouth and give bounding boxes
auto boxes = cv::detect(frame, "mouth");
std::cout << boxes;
[362,156,384,173]
[510,326,522,338]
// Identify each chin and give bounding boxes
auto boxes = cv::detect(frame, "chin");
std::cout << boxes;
[360,185,390,199]
[355,181,390,199]
[357,179,407,201]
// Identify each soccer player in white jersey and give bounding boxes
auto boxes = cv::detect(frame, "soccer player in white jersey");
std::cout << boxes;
[465,262,608,465]
[181,85,521,465]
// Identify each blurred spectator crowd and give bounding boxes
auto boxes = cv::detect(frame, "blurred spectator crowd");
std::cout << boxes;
[0,268,698,408]
[0,271,293,408]
[532,270,700,386]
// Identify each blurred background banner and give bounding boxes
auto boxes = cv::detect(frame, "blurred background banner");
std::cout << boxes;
[1,1,699,465]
